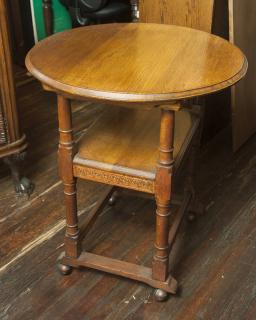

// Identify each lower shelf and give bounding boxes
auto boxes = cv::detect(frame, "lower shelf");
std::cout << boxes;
[73,107,199,192]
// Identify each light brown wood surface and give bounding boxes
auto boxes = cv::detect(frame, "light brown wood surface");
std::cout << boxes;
[26,23,247,105]
[25,20,248,298]
[139,0,214,33]
[3,78,256,318]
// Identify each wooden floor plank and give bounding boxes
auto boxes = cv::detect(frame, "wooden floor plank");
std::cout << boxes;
[0,80,102,218]
[1,77,256,319]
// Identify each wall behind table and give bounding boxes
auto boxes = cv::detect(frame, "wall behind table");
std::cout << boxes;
[203,0,256,151]
[202,0,231,145]
[30,0,72,41]
[230,0,256,151]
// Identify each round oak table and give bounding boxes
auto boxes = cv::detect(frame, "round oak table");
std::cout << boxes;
[26,23,247,301]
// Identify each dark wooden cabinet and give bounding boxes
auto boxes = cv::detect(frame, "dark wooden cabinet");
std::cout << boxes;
[7,0,34,66]
[0,0,33,195]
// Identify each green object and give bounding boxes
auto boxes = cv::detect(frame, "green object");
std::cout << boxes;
[32,0,72,41]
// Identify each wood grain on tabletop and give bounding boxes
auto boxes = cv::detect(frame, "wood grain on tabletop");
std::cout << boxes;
[25,23,247,104]
[2,76,256,319]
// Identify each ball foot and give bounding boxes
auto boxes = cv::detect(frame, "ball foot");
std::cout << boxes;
[154,289,169,302]
[15,177,34,197]
[187,212,196,222]
[57,262,73,276]
[108,192,118,206]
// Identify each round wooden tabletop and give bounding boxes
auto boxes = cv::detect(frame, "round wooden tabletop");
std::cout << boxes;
[26,23,247,104]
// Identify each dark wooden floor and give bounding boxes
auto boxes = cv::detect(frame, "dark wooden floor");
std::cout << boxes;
[1,77,256,320]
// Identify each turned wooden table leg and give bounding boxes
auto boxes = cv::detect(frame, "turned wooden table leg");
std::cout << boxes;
[153,109,175,301]
[43,0,53,36]
[57,96,80,274]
